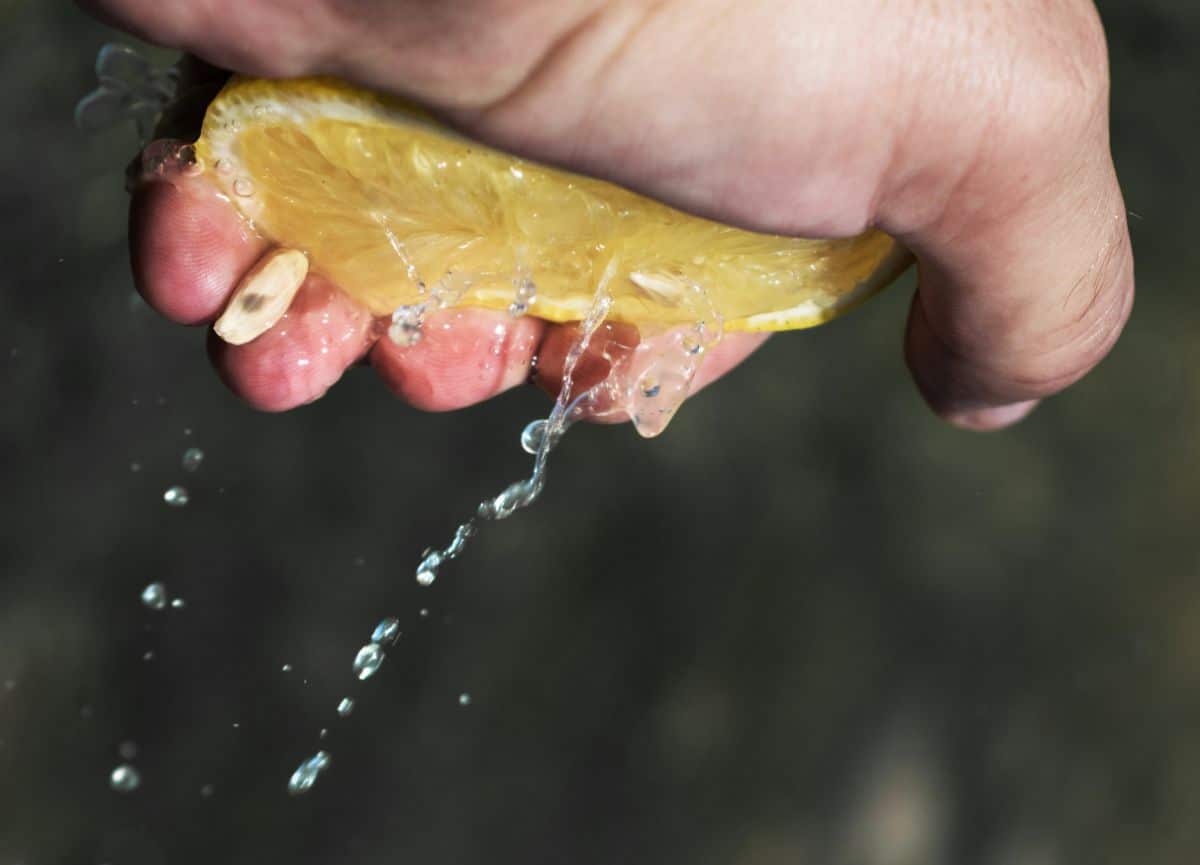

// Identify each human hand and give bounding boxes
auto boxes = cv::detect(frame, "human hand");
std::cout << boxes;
[82,0,1133,430]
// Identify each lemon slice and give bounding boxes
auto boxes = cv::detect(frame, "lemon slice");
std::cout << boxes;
[193,77,911,331]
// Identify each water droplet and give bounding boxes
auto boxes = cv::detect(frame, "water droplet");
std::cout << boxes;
[200,783,215,798]
[458,693,472,706]
[3,679,15,691]
[170,598,185,609]
[352,643,385,680]
[336,697,355,717]
[287,750,331,796]
[281,663,293,673]
[415,550,442,586]
[181,447,204,472]
[140,582,167,610]
[319,727,329,739]
[520,419,548,455]
[233,177,254,197]
[109,764,141,793]
[163,485,189,507]
[444,522,476,559]
[117,741,138,760]
[478,478,539,521]
[371,617,401,645]
[130,461,142,473]
[419,608,430,618]
[142,650,155,662]
[214,158,233,177]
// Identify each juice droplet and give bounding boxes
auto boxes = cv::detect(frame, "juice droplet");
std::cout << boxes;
[181,447,204,472]
[336,697,355,717]
[109,764,141,793]
[352,643,385,680]
[140,581,166,610]
[233,177,254,197]
[215,158,233,177]
[287,750,331,795]
[163,485,189,507]
[520,419,548,455]
[371,617,401,645]
[415,550,442,586]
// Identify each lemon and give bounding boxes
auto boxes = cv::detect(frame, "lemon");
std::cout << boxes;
[194,77,910,331]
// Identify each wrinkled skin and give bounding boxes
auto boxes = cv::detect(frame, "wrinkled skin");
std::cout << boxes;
[82,0,1133,430]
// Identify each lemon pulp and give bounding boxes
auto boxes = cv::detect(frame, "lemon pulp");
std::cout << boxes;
[193,77,910,332]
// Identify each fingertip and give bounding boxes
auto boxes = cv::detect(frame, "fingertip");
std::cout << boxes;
[130,167,266,325]
[943,400,1039,431]
[370,308,544,411]
[209,275,373,411]
[904,292,1040,431]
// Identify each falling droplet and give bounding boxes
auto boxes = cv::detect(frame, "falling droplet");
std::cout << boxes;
[337,697,355,717]
[140,582,167,610]
[163,485,189,507]
[109,764,141,793]
[281,663,293,673]
[287,751,331,796]
[319,728,329,740]
[117,741,138,760]
[520,419,548,455]
[352,643,385,680]
[130,461,142,473]
[142,650,155,662]
[233,177,254,197]
[415,550,442,586]
[458,693,472,706]
[200,784,215,798]
[371,617,401,645]
[181,447,204,472]
[419,608,430,618]
[170,598,185,609]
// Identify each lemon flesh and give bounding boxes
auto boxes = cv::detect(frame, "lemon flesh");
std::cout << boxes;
[194,77,910,331]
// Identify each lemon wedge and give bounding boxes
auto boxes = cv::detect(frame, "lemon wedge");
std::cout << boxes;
[193,76,910,332]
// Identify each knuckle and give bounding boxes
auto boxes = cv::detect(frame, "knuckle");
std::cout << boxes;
[1014,234,1134,397]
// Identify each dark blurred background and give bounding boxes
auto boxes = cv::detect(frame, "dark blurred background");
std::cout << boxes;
[2,2,1198,863]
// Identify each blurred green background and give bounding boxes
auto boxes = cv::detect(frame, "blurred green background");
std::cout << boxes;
[1,2,1198,863]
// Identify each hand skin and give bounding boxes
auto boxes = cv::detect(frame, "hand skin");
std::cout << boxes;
[82,0,1134,430]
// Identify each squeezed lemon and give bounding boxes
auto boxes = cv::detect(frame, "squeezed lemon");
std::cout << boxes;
[193,76,910,332]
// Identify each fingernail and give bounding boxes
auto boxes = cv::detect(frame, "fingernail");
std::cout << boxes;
[945,399,1039,431]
